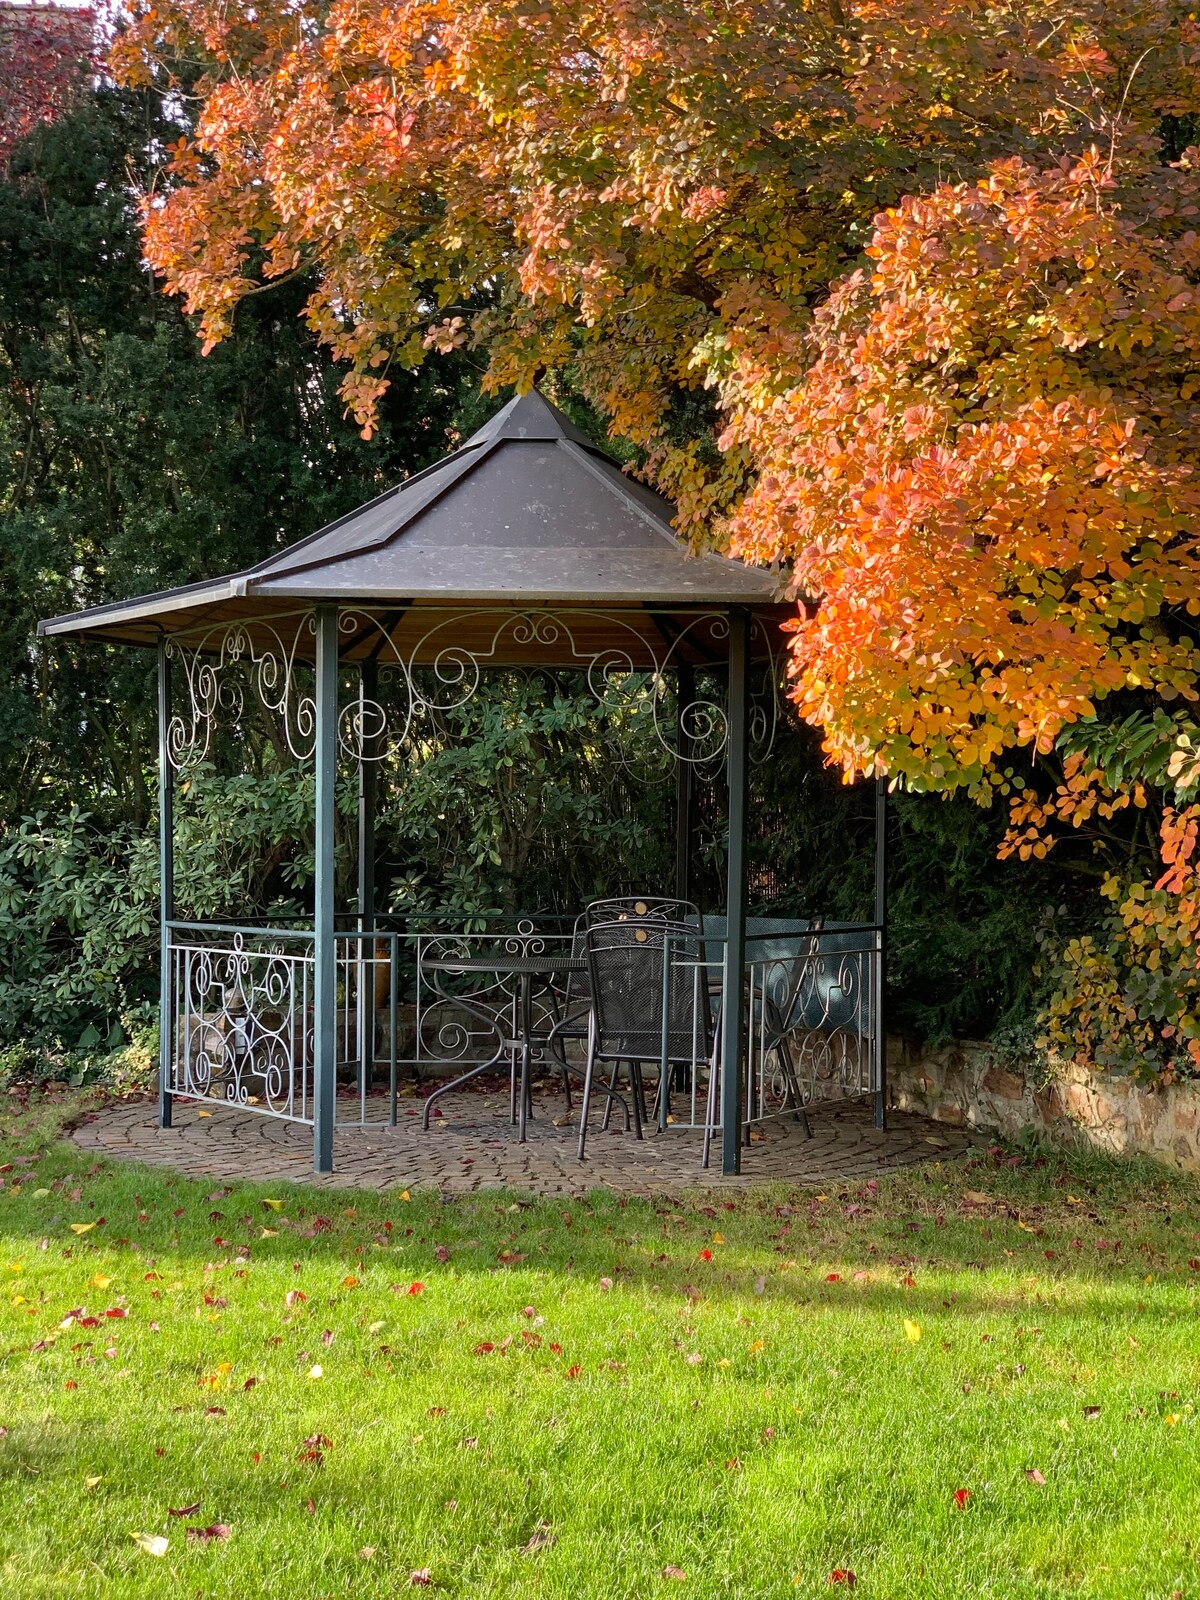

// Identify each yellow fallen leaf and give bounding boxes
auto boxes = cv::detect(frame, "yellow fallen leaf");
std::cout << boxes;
[197,1111,212,1118]
[261,1198,284,1212]
[7,1262,22,1272]
[712,1232,725,1245]
[748,1339,765,1355]
[399,1190,412,1203]
[32,1188,49,1198]
[85,1475,102,1490]
[717,1359,732,1368]
[1167,1413,1182,1427]
[1144,1274,1154,1285]
[903,1319,923,1343]
[307,1364,323,1380]
[368,1320,386,1335]
[962,1191,990,1206]
[215,1361,232,1375]
[90,1273,113,1289]
[11,1293,25,1306]
[131,1532,168,1557]
[342,1275,359,1289]
[69,1223,96,1235]
[260,1227,278,1239]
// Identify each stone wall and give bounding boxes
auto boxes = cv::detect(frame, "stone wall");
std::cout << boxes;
[888,1035,1200,1174]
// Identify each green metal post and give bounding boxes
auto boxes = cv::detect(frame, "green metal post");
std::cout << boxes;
[874,774,888,1129]
[720,609,750,1175]
[674,663,695,905]
[313,606,339,1173]
[357,660,378,1089]
[157,637,174,1130]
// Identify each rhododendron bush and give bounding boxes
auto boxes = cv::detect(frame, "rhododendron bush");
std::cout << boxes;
[107,0,1200,1075]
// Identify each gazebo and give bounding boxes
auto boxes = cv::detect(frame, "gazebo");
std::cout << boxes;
[38,390,886,1176]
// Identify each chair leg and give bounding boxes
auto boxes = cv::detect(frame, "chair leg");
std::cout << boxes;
[601,1059,621,1132]
[577,1036,598,1162]
[701,1035,719,1169]
[629,1062,643,1141]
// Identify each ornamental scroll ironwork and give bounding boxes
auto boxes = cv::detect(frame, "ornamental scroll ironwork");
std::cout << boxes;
[165,613,316,770]
[162,606,791,775]
[337,607,789,777]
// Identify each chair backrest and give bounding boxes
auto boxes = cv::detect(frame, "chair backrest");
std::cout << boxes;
[585,896,699,929]
[585,918,708,1064]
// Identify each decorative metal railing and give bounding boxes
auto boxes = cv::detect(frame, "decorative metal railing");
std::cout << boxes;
[166,922,399,1127]
[164,915,878,1139]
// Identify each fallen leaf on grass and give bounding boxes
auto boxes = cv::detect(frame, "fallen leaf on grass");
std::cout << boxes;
[186,1523,230,1543]
[90,1274,113,1290]
[407,1282,425,1296]
[828,1571,856,1586]
[410,1568,432,1586]
[962,1191,991,1206]
[952,1489,971,1508]
[131,1533,168,1557]
[1025,1468,1046,1485]
[521,1521,556,1553]
[359,1545,377,1560]
[1082,1405,1101,1420]
[84,1475,102,1490]
[903,1319,922,1343]
[662,1566,687,1580]
[167,1502,201,1518]
[306,1365,323,1381]
[261,1199,284,1212]
[69,1223,96,1236]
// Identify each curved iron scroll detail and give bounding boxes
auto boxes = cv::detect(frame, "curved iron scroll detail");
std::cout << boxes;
[166,613,317,770]
[337,607,786,773]
[171,933,313,1120]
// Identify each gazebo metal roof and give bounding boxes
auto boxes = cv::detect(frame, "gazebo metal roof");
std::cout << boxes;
[37,390,787,666]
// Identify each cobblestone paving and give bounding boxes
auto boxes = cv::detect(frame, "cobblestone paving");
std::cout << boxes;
[71,1088,972,1196]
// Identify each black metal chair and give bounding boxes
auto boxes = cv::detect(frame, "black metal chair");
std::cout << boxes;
[584,896,699,929]
[578,918,714,1160]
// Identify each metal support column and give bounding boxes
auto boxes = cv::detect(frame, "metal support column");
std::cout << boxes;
[674,663,695,904]
[357,660,378,1091]
[720,609,751,1175]
[157,637,174,1130]
[313,606,339,1173]
[874,774,888,1129]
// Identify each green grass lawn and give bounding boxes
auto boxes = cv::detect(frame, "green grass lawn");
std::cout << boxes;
[2,1093,1200,1598]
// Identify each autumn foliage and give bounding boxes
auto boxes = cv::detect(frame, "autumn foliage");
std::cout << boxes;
[0,3,96,171]
[107,0,1200,1074]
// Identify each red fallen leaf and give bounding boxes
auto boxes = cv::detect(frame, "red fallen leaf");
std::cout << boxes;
[662,1567,687,1581]
[952,1488,971,1508]
[167,1502,201,1518]
[697,1249,713,1262]
[427,1406,446,1418]
[243,1376,258,1390]
[186,1523,231,1543]
[408,1282,425,1296]
[1025,1467,1046,1485]
[434,1245,450,1263]
[204,1406,226,1416]
[565,1364,582,1379]
[825,1273,841,1283]
[473,1342,495,1355]
[143,1272,161,1281]
[496,1250,525,1265]
[64,1380,77,1391]
[305,1498,316,1515]
[1189,1259,1200,1271]
[285,1290,307,1309]
[251,1451,261,1464]
[410,1568,432,1586]
[900,1274,916,1287]
[77,1317,100,1329]
[104,1308,128,1319]
[320,1329,334,1346]
[548,1342,563,1354]
[829,1571,857,1586]
[311,1217,332,1234]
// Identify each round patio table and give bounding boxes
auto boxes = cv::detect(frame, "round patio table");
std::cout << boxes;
[420,951,586,1143]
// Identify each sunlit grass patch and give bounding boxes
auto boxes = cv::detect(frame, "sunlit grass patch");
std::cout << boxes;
[1,1092,1199,1598]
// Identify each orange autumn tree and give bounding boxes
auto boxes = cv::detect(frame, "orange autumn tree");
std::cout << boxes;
[723,151,1200,1076]
[107,0,1200,1074]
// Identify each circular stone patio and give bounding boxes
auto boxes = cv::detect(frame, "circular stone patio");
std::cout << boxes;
[71,1092,972,1196]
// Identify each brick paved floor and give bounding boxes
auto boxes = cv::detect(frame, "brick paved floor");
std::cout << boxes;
[71,1087,972,1196]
